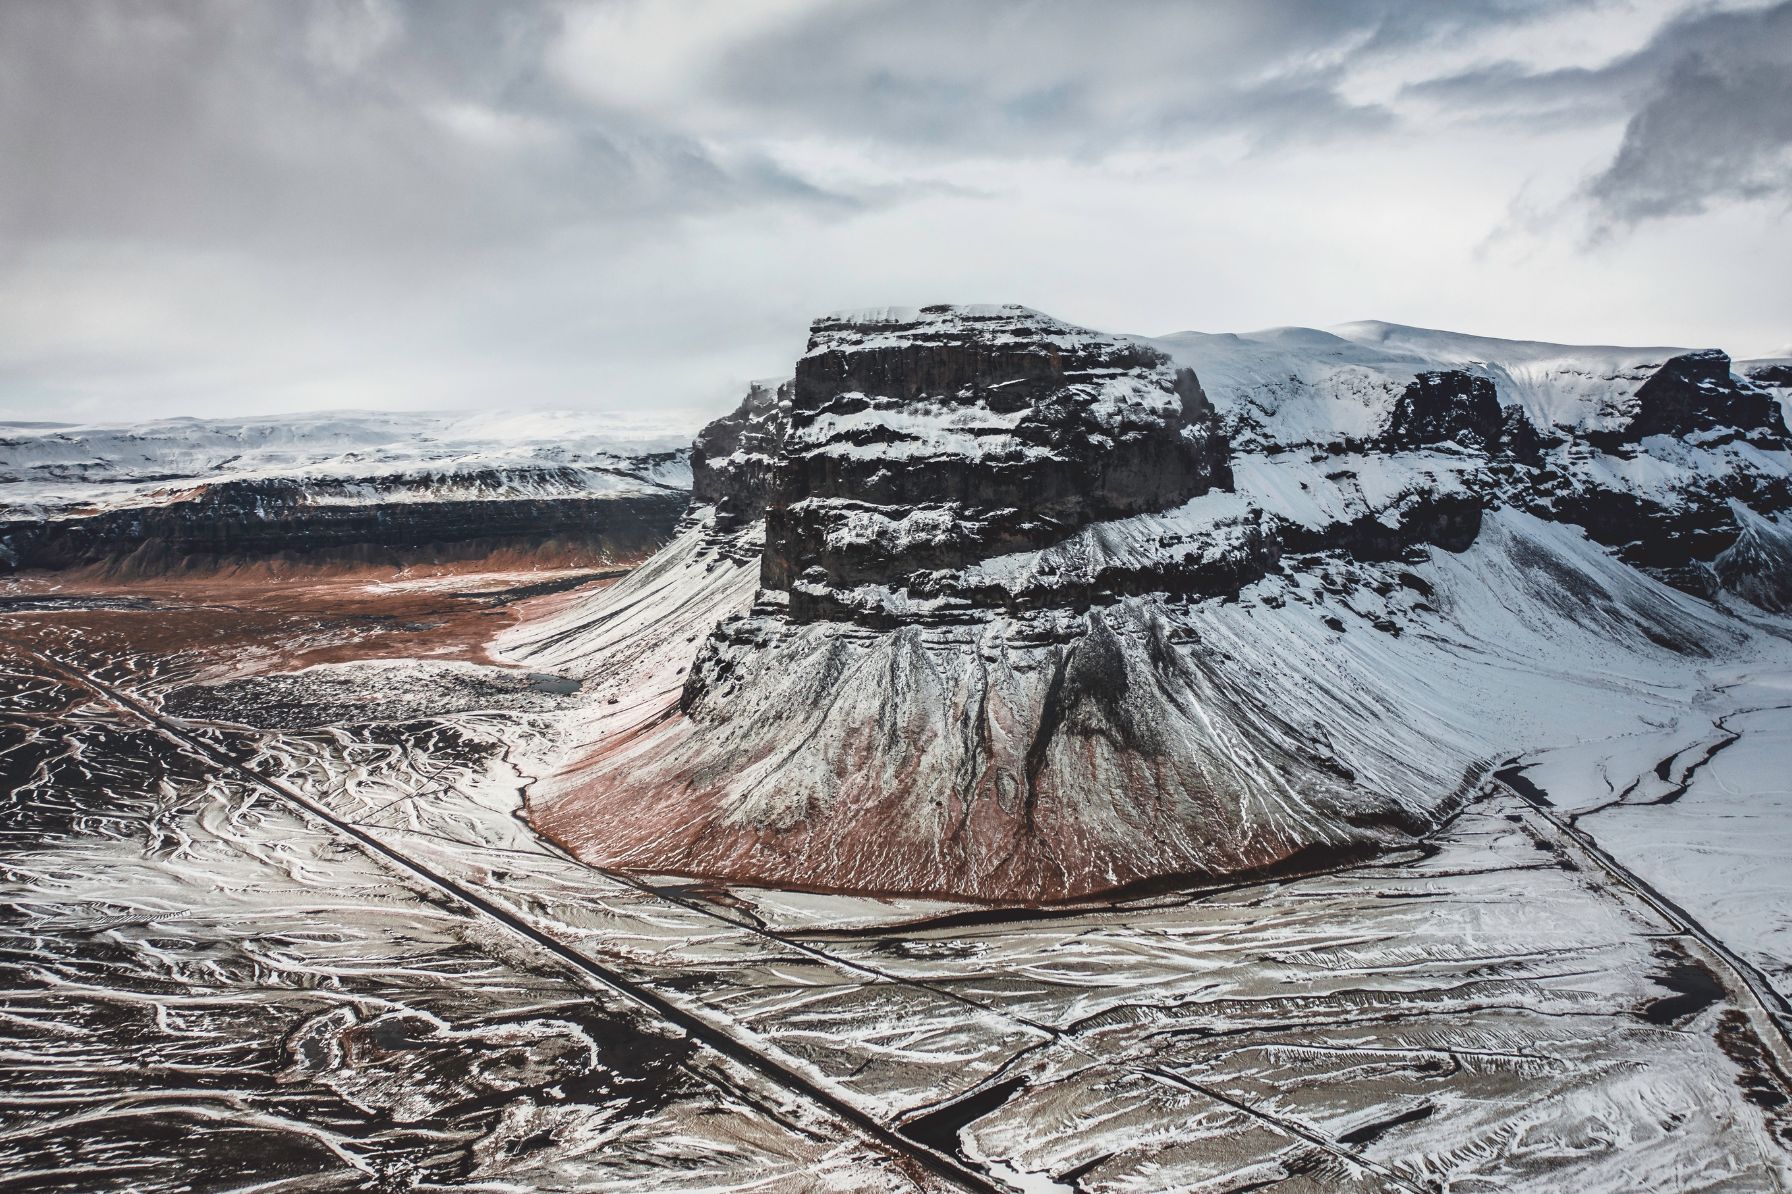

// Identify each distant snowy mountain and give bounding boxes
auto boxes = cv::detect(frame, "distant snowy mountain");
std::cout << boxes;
[0,410,698,573]
[0,409,696,516]
[507,305,1792,902]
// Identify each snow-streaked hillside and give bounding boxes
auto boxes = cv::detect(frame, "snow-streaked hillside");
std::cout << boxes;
[506,305,1792,903]
[1147,319,1689,447]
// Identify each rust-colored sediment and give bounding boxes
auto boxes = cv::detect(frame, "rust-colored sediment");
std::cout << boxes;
[6,551,1298,903]
[0,557,633,687]
[524,709,1310,905]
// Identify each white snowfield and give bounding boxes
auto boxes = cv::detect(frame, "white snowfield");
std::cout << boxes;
[1149,319,1688,446]
[0,408,698,519]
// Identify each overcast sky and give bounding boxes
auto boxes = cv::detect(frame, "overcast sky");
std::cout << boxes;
[2,0,1789,424]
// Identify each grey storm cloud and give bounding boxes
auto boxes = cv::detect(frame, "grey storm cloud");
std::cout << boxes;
[1589,4,1792,222]
[0,0,835,261]
[3,0,1768,261]
[694,0,1595,154]
[1407,1,1792,225]
[0,0,1785,421]
[0,0,1620,255]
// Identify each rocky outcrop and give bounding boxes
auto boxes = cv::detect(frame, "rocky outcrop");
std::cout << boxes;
[1745,361,1792,390]
[1491,352,1792,597]
[762,306,1230,608]
[689,381,788,534]
[1616,350,1786,446]
[1712,504,1792,613]
[527,308,1488,900]
[1383,371,1503,449]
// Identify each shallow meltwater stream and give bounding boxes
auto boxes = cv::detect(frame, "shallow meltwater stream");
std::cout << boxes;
[3,589,1792,1192]
[526,672,582,696]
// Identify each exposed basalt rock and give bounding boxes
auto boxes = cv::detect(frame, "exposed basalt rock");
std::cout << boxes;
[1384,371,1503,449]
[1380,370,1554,467]
[1617,350,1787,446]
[522,306,1792,903]
[1281,492,1483,561]
[1495,360,1792,598]
[763,305,1231,608]
[1535,470,1792,577]
[689,381,789,533]
[1350,353,1792,600]
[1712,505,1792,612]
[1498,405,1553,464]
[0,475,689,575]
[531,307,1508,901]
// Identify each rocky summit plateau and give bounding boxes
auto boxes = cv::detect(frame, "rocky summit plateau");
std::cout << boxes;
[511,303,1792,901]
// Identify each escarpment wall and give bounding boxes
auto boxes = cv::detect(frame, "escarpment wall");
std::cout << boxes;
[1,478,690,576]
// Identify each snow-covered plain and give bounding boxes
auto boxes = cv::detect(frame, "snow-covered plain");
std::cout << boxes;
[5,576,1790,1190]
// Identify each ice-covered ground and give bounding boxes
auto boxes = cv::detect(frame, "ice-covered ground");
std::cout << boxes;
[0,648,927,1193]
[5,576,1790,1191]
[1510,663,1792,1009]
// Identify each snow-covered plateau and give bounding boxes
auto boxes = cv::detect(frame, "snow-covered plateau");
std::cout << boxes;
[0,409,697,573]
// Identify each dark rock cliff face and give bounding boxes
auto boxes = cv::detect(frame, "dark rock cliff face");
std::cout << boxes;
[689,381,788,534]
[1617,350,1788,446]
[1495,353,1792,597]
[761,306,1231,606]
[1319,349,1792,603]
[1,471,690,575]
[1383,371,1503,450]
[534,308,1488,900]
[1713,508,1792,612]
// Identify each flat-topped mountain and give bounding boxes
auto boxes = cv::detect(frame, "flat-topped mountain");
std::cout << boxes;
[0,410,694,574]
[511,305,1792,901]
[766,305,1230,614]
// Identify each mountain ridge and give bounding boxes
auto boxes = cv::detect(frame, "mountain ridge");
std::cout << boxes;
[510,303,1792,901]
